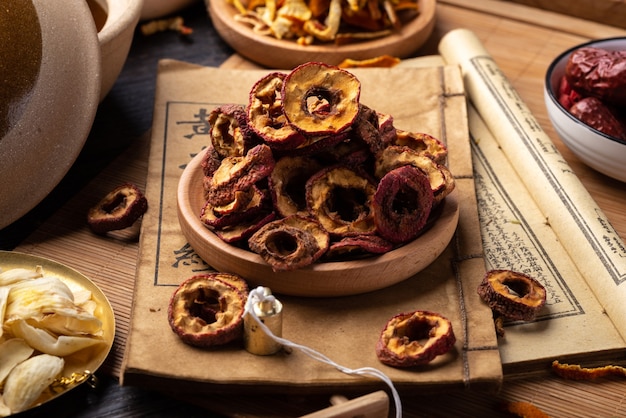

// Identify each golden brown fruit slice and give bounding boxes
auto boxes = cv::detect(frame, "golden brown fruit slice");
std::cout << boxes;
[281,62,361,135]
[168,273,248,347]
[269,155,323,217]
[247,71,307,150]
[376,310,456,367]
[477,270,546,321]
[208,104,259,158]
[249,215,329,271]
[305,165,377,236]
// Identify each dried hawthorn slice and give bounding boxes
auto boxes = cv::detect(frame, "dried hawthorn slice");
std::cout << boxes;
[375,145,455,203]
[215,211,275,244]
[168,273,248,347]
[247,71,306,150]
[376,310,456,368]
[282,62,361,135]
[200,186,268,229]
[269,156,323,217]
[287,131,349,157]
[351,104,384,154]
[87,183,148,234]
[373,165,434,244]
[208,104,258,158]
[206,144,275,206]
[201,143,222,178]
[248,215,328,271]
[377,112,396,145]
[391,130,448,164]
[325,234,394,260]
[212,186,260,216]
[305,165,377,236]
[477,270,547,321]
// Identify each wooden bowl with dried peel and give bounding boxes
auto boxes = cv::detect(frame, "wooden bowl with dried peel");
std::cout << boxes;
[177,149,459,298]
[205,0,436,69]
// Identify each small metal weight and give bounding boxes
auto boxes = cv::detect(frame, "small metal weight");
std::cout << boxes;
[244,287,283,355]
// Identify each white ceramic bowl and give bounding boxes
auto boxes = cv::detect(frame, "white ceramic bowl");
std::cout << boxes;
[94,0,143,101]
[544,37,626,183]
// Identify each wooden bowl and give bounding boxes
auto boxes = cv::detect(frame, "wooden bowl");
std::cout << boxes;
[177,150,460,297]
[206,0,436,69]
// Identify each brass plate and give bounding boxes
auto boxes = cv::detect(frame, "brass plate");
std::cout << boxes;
[0,250,115,414]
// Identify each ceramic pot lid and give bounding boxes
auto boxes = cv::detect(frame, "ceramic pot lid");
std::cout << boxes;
[0,0,101,229]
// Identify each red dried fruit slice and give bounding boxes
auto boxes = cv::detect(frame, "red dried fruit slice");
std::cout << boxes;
[247,71,307,150]
[249,215,328,271]
[215,211,275,244]
[200,143,222,178]
[208,104,259,158]
[325,234,394,260]
[87,183,148,234]
[375,145,455,203]
[168,273,248,347]
[282,62,361,135]
[477,270,547,321]
[376,310,456,367]
[200,185,268,229]
[372,165,434,244]
[306,165,377,236]
[205,144,275,206]
[351,105,384,154]
[287,131,349,157]
[269,155,323,217]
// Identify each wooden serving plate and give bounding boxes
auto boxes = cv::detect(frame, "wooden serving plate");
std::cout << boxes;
[177,150,460,297]
[206,0,436,69]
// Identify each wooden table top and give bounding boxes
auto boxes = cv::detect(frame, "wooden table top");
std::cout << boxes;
[3,1,626,417]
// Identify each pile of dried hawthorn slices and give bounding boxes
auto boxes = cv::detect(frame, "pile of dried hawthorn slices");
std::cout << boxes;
[165,62,463,367]
[199,61,456,271]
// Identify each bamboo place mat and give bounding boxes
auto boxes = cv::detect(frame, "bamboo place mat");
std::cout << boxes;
[14,133,150,377]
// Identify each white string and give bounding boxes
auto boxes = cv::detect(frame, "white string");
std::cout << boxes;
[244,286,402,418]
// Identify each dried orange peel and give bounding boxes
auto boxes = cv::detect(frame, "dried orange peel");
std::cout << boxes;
[552,360,626,380]
[502,401,550,418]
[338,55,401,68]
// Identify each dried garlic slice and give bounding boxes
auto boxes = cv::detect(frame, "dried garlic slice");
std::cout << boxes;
[0,267,43,286]
[10,320,105,357]
[0,339,34,385]
[5,275,103,336]
[2,354,64,413]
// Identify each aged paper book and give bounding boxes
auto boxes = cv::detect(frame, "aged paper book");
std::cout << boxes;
[437,29,626,374]
[121,60,503,395]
